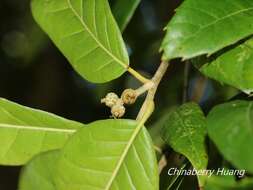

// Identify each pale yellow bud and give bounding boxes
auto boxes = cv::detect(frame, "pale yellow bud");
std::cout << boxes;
[121,89,137,105]
[101,92,119,108]
[111,99,125,118]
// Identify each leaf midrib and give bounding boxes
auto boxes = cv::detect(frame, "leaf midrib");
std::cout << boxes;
[0,123,77,134]
[104,122,145,190]
[66,0,128,69]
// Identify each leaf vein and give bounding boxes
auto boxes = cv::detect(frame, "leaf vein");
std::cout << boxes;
[66,0,127,69]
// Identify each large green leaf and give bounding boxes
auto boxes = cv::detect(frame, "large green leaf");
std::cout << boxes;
[54,119,159,190]
[0,98,83,165]
[207,100,253,173]
[112,0,141,31]
[198,38,253,94]
[205,176,253,190]
[31,0,129,83]
[161,0,253,60]
[161,103,208,186]
[19,150,59,190]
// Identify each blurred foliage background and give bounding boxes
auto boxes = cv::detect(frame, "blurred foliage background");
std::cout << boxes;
[0,0,241,189]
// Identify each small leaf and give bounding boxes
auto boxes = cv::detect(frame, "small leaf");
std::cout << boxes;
[19,150,59,190]
[161,0,253,60]
[199,38,253,93]
[54,119,159,190]
[31,0,129,83]
[112,0,141,31]
[205,176,253,190]
[207,100,253,173]
[0,98,82,165]
[162,103,208,186]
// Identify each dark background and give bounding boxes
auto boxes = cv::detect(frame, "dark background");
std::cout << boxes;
[0,0,239,189]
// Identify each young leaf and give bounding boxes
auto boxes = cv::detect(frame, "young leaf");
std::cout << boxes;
[161,0,253,60]
[31,0,129,83]
[112,0,141,31]
[161,103,208,186]
[19,150,59,190]
[54,119,159,190]
[0,98,83,165]
[198,38,253,94]
[207,100,253,173]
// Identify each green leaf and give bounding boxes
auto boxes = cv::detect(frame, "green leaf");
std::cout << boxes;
[161,0,253,60]
[205,176,253,190]
[0,98,83,165]
[198,38,253,94]
[112,0,141,31]
[19,150,59,190]
[207,100,253,173]
[31,0,129,83]
[54,119,159,190]
[161,103,208,186]
[166,163,188,190]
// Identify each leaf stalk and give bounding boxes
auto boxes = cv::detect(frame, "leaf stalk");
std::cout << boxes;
[127,67,151,84]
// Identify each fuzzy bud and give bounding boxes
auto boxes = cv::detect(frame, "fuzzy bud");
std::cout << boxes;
[121,89,137,105]
[111,99,125,118]
[101,92,119,108]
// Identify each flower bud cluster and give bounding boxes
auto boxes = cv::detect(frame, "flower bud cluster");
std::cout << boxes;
[101,89,137,118]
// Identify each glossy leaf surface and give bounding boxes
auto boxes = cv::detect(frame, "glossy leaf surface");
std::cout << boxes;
[161,0,253,60]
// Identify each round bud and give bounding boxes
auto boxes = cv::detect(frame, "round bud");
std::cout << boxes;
[101,92,119,108]
[121,89,137,105]
[111,99,125,118]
